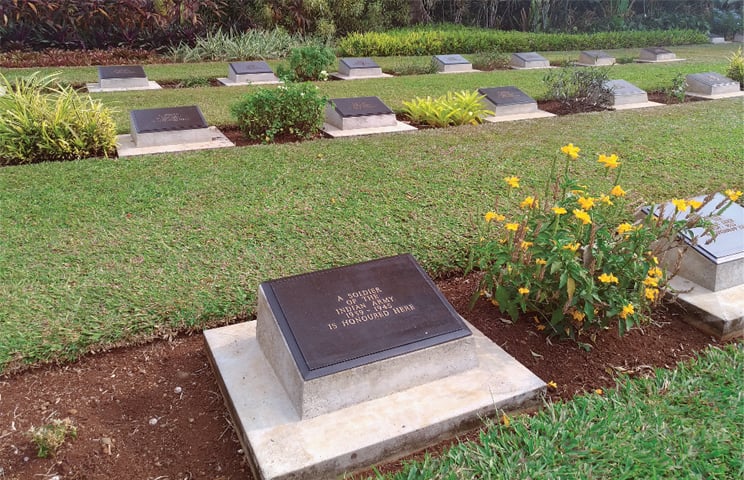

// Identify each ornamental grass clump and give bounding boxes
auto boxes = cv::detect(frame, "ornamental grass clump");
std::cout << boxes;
[401,90,493,128]
[469,143,740,341]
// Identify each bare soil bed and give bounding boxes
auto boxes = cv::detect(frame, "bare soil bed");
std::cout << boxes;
[0,273,725,480]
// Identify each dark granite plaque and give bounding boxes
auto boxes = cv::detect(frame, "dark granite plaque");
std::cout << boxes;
[513,52,546,62]
[644,193,744,264]
[435,54,470,65]
[688,72,737,87]
[478,86,535,106]
[339,57,380,69]
[98,65,146,79]
[331,96,393,117]
[229,61,274,75]
[262,254,472,379]
[130,106,207,134]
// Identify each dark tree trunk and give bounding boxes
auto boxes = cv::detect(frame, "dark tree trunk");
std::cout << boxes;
[409,0,431,24]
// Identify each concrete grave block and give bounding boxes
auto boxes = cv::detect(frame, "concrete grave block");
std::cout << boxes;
[735,33,744,43]
[325,96,397,130]
[686,72,741,97]
[129,105,213,148]
[220,61,281,85]
[433,54,474,73]
[577,50,615,66]
[709,34,726,44]
[510,52,550,69]
[605,79,648,106]
[478,86,537,116]
[98,65,150,89]
[638,47,679,62]
[338,57,383,77]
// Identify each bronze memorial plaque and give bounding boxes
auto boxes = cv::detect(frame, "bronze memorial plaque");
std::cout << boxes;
[130,106,208,134]
[98,65,146,79]
[331,96,393,117]
[478,86,534,106]
[262,254,471,379]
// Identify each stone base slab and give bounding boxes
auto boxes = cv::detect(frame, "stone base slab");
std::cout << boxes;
[483,110,556,123]
[685,90,744,100]
[203,320,546,480]
[330,72,393,80]
[322,121,417,138]
[217,77,283,86]
[86,81,161,93]
[611,101,665,110]
[509,65,556,70]
[437,68,481,74]
[669,276,744,341]
[116,127,234,157]
[635,58,685,63]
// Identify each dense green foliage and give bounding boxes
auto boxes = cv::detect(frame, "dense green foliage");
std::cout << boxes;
[543,66,613,111]
[168,28,307,62]
[231,82,327,143]
[276,46,336,82]
[726,47,744,87]
[0,73,116,165]
[372,344,744,479]
[337,27,708,57]
[402,90,493,127]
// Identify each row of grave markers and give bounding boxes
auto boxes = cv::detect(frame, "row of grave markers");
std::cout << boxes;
[90,47,693,93]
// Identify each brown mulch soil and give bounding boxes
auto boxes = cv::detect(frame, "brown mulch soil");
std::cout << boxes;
[0,273,725,480]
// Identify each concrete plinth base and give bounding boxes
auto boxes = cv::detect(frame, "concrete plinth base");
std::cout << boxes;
[218,77,283,86]
[437,68,481,74]
[116,127,234,157]
[204,320,546,480]
[611,101,664,110]
[86,81,161,93]
[635,58,685,63]
[322,121,417,138]
[483,110,555,123]
[669,276,744,341]
[330,72,393,80]
[685,91,744,100]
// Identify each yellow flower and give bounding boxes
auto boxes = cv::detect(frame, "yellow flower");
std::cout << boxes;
[520,196,537,209]
[501,413,510,427]
[561,143,581,159]
[671,198,689,212]
[571,310,586,322]
[484,211,505,223]
[610,185,626,197]
[520,241,534,249]
[648,266,663,278]
[725,189,742,202]
[645,287,660,301]
[643,277,659,287]
[552,206,567,215]
[599,194,614,206]
[598,272,619,284]
[536,324,546,331]
[688,199,703,210]
[535,258,547,265]
[490,298,499,307]
[619,303,635,319]
[617,223,634,235]
[504,176,520,188]
[595,388,604,395]
[505,222,519,231]
[577,196,595,210]
[563,242,580,252]
[518,287,530,295]
[547,380,558,390]
[573,209,592,225]
[597,153,620,169]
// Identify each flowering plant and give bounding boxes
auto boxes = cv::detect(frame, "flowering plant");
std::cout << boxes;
[468,143,739,341]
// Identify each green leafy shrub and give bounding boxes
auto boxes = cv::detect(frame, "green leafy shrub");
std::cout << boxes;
[168,28,305,62]
[383,58,439,76]
[663,72,688,103]
[231,82,328,143]
[0,72,117,166]
[543,67,614,112]
[471,50,511,71]
[28,418,77,458]
[276,46,336,82]
[337,26,707,57]
[468,143,739,341]
[402,90,493,128]
[726,47,744,89]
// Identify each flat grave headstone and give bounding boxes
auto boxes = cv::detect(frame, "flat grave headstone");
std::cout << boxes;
[337,57,384,77]
[686,72,741,97]
[510,52,550,69]
[478,86,537,115]
[88,65,160,92]
[736,32,744,43]
[605,79,649,106]
[204,254,546,479]
[709,34,726,44]
[638,47,679,62]
[325,96,398,131]
[220,60,281,85]
[645,193,744,291]
[129,105,214,148]
[577,50,615,66]
[433,54,474,73]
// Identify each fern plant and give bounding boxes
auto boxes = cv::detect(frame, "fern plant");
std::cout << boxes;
[401,90,493,128]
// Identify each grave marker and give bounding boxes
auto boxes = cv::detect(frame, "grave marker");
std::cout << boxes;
[709,34,726,44]
[605,79,649,106]
[129,105,214,148]
[510,52,550,69]
[638,47,678,62]
[686,72,741,96]
[478,86,537,115]
[325,96,398,131]
[337,57,384,77]
[97,65,150,89]
[577,50,615,66]
[433,54,474,73]
[221,61,281,85]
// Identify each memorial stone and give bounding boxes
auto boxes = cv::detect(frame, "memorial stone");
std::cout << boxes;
[478,86,538,116]
[129,105,213,148]
[433,54,473,73]
[226,61,279,84]
[605,79,648,106]
[686,72,741,96]
[735,32,744,43]
[510,52,550,69]
[325,96,397,130]
[577,50,615,66]
[639,47,677,62]
[338,57,383,77]
[709,34,726,44]
[98,65,149,89]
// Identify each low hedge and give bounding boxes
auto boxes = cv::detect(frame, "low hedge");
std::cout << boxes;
[337,27,708,57]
